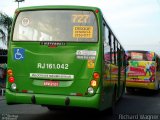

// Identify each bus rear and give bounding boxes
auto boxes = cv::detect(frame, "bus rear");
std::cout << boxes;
[126,51,160,91]
[6,6,102,109]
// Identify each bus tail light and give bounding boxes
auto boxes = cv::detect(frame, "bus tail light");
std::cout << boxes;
[7,69,15,83]
[90,80,97,87]
[88,87,94,94]
[76,93,83,96]
[7,69,13,76]
[11,83,17,90]
[95,9,99,13]
[9,76,15,83]
[87,72,100,95]
[93,72,100,79]
[22,90,28,93]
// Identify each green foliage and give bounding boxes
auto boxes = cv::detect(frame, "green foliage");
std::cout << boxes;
[0,12,13,46]
[0,29,6,45]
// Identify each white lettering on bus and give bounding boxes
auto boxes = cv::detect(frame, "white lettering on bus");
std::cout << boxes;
[37,63,69,69]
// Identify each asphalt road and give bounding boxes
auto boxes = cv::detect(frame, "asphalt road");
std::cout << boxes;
[0,90,160,120]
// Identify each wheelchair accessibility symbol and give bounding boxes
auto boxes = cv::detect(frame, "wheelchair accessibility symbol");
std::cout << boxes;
[14,48,25,60]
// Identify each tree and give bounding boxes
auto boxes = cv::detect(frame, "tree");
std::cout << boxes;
[0,12,13,47]
[0,29,6,45]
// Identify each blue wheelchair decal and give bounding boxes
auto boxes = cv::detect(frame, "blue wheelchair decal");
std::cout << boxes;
[14,48,25,60]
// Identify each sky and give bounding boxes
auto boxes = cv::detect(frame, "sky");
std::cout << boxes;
[0,0,160,55]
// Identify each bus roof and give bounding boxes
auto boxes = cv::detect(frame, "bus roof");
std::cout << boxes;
[126,50,159,58]
[126,50,154,53]
[15,5,100,12]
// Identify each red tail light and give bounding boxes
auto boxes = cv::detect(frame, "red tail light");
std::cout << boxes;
[76,93,83,96]
[22,90,28,93]
[93,72,100,79]
[95,9,99,13]
[9,76,15,83]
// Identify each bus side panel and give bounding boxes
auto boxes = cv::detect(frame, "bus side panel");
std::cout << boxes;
[155,71,160,89]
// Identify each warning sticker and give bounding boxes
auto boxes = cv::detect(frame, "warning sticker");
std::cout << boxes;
[73,26,93,38]
[87,60,95,69]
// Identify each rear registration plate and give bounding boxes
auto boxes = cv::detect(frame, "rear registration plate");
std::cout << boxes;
[44,81,59,87]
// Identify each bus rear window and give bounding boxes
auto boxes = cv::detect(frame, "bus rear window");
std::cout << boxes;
[131,52,143,60]
[13,10,98,42]
[127,51,155,61]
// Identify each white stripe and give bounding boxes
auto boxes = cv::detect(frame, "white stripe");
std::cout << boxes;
[30,73,74,79]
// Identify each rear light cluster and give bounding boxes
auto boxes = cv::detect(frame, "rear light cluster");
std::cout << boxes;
[88,72,100,94]
[7,69,14,83]
[7,69,16,90]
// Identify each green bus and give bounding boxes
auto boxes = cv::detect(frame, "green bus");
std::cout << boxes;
[6,5,126,112]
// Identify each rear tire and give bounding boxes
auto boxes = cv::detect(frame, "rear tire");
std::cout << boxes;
[120,82,125,98]
[47,106,55,111]
[126,87,134,94]
[108,88,116,115]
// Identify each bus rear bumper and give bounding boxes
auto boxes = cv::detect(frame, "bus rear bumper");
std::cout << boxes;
[126,81,156,90]
[5,89,100,109]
